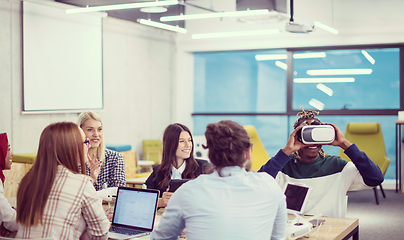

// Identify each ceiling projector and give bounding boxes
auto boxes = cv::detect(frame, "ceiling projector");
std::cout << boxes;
[285,22,313,33]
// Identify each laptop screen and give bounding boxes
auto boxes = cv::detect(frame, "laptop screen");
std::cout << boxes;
[112,187,159,231]
[284,183,311,215]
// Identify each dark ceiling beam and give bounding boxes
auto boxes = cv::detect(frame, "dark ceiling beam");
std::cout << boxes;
[181,0,217,13]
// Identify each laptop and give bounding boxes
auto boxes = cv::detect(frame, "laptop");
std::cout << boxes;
[283,182,312,215]
[108,187,160,239]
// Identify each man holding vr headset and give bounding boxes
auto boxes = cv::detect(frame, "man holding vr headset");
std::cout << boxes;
[259,108,384,217]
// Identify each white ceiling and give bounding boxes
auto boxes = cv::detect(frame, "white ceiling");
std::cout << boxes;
[176,0,404,51]
[56,0,404,51]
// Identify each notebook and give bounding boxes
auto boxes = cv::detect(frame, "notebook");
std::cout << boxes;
[283,182,312,215]
[108,187,160,240]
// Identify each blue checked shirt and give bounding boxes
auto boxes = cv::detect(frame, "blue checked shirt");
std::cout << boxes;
[86,149,126,191]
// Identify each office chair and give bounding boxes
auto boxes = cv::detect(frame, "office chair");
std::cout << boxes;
[142,139,163,165]
[339,122,390,205]
[120,150,141,179]
[243,125,270,171]
[11,152,37,164]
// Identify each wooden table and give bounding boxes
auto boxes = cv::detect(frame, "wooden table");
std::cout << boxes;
[126,176,150,187]
[289,215,359,240]
[130,211,358,240]
[8,198,357,240]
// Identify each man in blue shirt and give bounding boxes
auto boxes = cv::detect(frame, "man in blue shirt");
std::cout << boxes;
[151,120,287,240]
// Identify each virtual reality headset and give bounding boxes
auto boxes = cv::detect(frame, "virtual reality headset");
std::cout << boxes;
[298,125,335,144]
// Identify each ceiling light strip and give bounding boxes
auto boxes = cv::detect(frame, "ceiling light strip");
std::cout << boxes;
[307,69,372,75]
[255,52,326,61]
[313,21,338,35]
[294,78,355,83]
[66,0,178,14]
[361,50,375,65]
[138,19,187,33]
[293,52,326,59]
[275,61,287,70]
[255,54,287,61]
[160,9,269,21]
[192,29,280,39]
[316,83,333,96]
[309,99,325,110]
[141,7,168,13]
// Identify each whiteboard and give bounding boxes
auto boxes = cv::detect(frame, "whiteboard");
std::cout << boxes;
[23,0,103,112]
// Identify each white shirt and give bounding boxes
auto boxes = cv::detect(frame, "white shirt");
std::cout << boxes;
[151,166,287,240]
[276,161,367,217]
[0,179,18,231]
[171,161,186,179]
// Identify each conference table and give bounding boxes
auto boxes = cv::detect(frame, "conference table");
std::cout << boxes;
[122,180,360,239]
[292,215,359,240]
[7,199,358,240]
[108,212,358,240]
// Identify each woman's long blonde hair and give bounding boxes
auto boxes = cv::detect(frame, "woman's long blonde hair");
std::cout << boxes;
[77,111,106,163]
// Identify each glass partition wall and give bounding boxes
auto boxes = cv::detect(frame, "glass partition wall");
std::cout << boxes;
[193,45,402,180]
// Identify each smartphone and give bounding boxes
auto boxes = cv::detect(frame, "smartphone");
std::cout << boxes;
[168,179,190,192]
[309,219,326,227]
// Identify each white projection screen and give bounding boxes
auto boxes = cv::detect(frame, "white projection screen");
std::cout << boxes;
[23,0,103,112]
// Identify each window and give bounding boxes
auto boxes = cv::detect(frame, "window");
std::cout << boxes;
[194,49,287,113]
[193,46,402,181]
[292,48,400,111]
[194,115,288,156]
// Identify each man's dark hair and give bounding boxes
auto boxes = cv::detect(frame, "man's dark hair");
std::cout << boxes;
[293,107,321,129]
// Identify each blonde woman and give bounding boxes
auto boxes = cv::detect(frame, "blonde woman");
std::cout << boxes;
[78,111,126,190]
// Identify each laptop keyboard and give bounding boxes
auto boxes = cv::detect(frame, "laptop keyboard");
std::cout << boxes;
[112,226,145,236]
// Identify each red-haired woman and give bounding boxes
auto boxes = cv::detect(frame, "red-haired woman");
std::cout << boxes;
[16,122,110,239]
[0,133,18,235]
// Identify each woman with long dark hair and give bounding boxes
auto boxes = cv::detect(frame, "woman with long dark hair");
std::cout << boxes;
[145,123,210,208]
[16,122,110,239]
